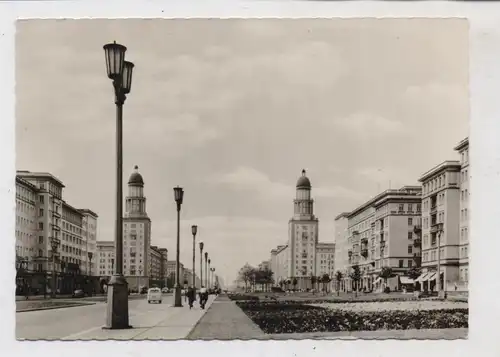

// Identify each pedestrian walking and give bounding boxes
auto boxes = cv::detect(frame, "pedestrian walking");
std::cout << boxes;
[187,286,196,309]
[199,286,207,309]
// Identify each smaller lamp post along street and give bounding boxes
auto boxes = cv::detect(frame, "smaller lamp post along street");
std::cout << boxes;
[204,252,208,290]
[436,222,444,298]
[211,267,215,290]
[103,40,135,330]
[50,237,60,298]
[199,241,204,288]
[207,259,211,290]
[173,186,184,307]
[87,252,93,296]
[191,225,198,289]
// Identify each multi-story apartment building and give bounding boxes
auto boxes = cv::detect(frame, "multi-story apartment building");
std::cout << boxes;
[334,212,350,292]
[123,166,152,288]
[79,209,98,276]
[166,261,185,287]
[258,260,271,271]
[315,242,335,290]
[15,171,98,292]
[97,240,115,277]
[183,268,201,288]
[148,245,168,288]
[272,244,288,286]
[342,186,422,292]
[418,161,461,292]
[454,138,470,289]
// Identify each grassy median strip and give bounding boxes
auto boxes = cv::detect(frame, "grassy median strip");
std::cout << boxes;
[16,301,95,313]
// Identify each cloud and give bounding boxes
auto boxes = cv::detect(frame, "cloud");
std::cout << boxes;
[331,112,408,136]
[209,166,363,200]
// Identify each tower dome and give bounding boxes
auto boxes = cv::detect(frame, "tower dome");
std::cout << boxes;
[128,165,144,187]
[296,169,311,189]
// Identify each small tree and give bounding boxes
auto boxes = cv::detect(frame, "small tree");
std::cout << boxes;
[379,266,393,292]
[349,265,361,297]
[335,271,343,296]
[407,266,421,281]
[292,277,298,291]
[310,275,317,293]
[321,273,331,293]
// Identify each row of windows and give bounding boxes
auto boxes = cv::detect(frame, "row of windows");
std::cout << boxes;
[422,173,450,194]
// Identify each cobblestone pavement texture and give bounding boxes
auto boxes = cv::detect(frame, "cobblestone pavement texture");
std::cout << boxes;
[188,295,265,340]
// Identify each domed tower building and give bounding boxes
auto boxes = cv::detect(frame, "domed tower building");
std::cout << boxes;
[288,169,319,290]
[123,166,151,291]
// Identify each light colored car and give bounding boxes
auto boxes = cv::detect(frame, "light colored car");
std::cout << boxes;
[147,288,162,304]
[161,288,169,293]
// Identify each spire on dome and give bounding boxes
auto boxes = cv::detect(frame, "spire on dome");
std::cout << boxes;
[128,165,144,186]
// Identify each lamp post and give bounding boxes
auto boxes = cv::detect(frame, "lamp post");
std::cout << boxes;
[173,186,184,307]
[436,223,444,298]
[208,259,211,290]
[191,225,198,289]
[204,252,208,290]
[87,252,93,296]
[103,40,135,330]
[199,241,204,288]
[50,237,60,298]
[210,267,215,290]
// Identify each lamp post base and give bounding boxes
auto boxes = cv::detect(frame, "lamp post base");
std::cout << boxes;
[173,285,183,307]
[103,274,132,330]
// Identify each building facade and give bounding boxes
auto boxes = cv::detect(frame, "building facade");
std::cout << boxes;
[454,138,470,289]
[15,171,98,294]
[79,209,98,276]
[340,186,422,292]
[148,245,168,288]
[333,212,350,291]
[123,166,152,289]
[166,261,185,287]
[315,242,335,290]
[97,240,115,277]
[418,161,462,291]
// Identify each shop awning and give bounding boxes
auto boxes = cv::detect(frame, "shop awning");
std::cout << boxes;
[428,272,443,281]
[415,273,429,282]
[399,276,414,285]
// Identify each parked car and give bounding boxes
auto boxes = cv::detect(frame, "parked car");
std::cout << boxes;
[161,288,169,293]
[140,286,148,294]
[72,289,85,298]
[147,288,162,304]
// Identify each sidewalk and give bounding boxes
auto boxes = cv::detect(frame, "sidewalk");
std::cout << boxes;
[188,295,265,340]
[62,295,215,340]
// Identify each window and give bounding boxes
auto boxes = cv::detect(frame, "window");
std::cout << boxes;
[408,218,413,226]
[398,260,404,268]
[398,204,404,212]
[408,260,413,268]
[39,196,44,203]
[39,208,44,217]
[408,232,413,239]
[408,204,413,212]
[408,245,413,254]
[38,222,43,230]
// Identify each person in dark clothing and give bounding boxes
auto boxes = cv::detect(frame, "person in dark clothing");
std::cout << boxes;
[187,286,196,309]
[199,286,208,309]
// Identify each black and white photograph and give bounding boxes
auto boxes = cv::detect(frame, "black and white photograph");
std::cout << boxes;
[14,18,469,340]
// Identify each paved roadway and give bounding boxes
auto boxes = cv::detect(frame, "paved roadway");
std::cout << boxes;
[16,294,196,340]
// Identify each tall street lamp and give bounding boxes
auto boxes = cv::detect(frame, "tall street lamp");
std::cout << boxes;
[103,41,134,330]
[199,241,204,288]
[210,267,215,289]
[173,186,184,307]
[207,259,211,289]
[436,223,444,299]
[191,225,198,289]
[204,252,208,290]
[50,237,60,298]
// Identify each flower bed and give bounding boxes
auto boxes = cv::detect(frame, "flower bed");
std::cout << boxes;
[236,301,468,334]
[311,300,468,312]
[16,300,91,312]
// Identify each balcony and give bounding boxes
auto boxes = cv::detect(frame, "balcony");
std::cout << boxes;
[413,238,422,247]
[430,205,437,214]
[361,237,368,244]
[301,253,307,258]
[413,224,422,234]
[51,222,61,231]
[361,248,368,258]
[380,240,386,248]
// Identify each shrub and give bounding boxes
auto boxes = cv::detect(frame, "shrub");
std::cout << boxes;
[384,287,391,294]
[228,294,259,301]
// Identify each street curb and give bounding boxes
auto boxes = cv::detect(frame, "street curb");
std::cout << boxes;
[16,302,96,313]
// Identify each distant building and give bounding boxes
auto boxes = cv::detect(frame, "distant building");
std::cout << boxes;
[334,212,350,291]
[97,240,114,277]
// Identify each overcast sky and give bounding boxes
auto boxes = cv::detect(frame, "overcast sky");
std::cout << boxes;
[16,19,468,285]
